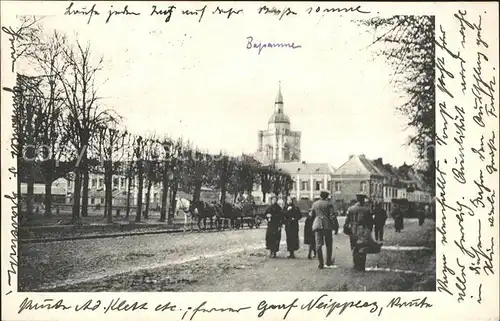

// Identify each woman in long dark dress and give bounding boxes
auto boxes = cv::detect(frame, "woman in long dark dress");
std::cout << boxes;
[284,197,301,258]
[304,209,316,259]
[265,196,283,258]
[392,203,404,233]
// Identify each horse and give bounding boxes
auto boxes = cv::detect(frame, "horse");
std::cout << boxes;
[220,202,245,229]
[175,197,192,232]
[189,200,223,230]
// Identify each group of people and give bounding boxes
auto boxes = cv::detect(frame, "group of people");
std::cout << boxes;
[264,190,391,271]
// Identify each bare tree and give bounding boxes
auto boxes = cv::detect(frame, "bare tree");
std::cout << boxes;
[93,123,127,223]
[133,135,147,222]
[143,135,161,219]
[58,40,109,222]
[168,137,185,223]
[159,136,172,222]
[26,30,72,216]
[124,134,137,218]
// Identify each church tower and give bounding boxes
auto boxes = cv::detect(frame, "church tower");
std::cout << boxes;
[256,82,301,164]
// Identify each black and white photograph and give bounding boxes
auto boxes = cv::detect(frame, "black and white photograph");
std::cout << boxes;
[1,3,499,319]
[7,7,438,293]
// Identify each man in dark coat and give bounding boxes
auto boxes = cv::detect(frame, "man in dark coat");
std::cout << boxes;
[284,197,301,258]
[344,193,376,271]
[392,202,404,233]
[373,202,387,241]
[311,190,336,269]
[265,196,283,258]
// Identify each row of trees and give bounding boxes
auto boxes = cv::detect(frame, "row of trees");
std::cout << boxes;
[11,17,293,224]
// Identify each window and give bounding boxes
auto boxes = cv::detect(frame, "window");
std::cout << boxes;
[121,178,126,188]
[113,177,119,188]
[335,181,342,192]
[100,198,104,204]
[99,178,104,188]
[301,181,309,191]
[91,178,97,188]
[91,198,95,205]
[360,181,367,192]
[315,181,322,191]
[153,193,158,202]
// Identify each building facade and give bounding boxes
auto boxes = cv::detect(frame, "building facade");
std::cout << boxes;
[256,83,301,164]
[331,154,385,209]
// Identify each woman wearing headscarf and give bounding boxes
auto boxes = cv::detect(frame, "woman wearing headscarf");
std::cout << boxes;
[284,197,301,258]
[265,195,284,258]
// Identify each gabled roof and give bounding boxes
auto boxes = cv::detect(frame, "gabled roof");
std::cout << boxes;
[275,162,335,175]
[333,154,384,177]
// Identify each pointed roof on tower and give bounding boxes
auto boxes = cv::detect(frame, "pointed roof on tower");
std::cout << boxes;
[275,81,283,104]
[269,81,290,124]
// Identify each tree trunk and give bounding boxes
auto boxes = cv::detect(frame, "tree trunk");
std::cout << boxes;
[105,163,113,223]
[72,170,82,222]
[160,163,170,222]
[220,183,227,205]
[135,160,143,222]
[81,169,89,217]
[169,180,178,224]
[17,156,23,222]
[44,177,53,217]
[26,163,35,219]
[220,157,228,204]
[144,179,152,219]
[126,170,133,218]
[193,180,202,202]
[126,177,132,218]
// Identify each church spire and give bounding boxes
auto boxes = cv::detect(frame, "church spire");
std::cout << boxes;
[275,81,283,105]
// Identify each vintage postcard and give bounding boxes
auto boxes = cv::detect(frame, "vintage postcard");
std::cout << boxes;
[1,1,498,320]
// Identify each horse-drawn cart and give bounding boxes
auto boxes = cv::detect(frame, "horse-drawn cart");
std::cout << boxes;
[231,203,266,229]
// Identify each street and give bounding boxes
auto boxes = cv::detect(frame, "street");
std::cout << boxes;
[19,218,435,292]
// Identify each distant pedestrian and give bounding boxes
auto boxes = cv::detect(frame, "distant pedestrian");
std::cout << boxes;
[311,190,336,269]
[418,208,426,226]
[373,202,387,241]
[304,209,316,259]
[284,197,301,258]
[344,193,378,271]
[265,196,284,258]
[392,203,404,233]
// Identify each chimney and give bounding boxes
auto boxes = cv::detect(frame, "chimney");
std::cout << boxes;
[301,161,306,165]
[348,155,354,159]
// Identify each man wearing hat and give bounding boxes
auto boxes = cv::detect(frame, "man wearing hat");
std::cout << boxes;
[311,190,336,269]
[344,193,376,271]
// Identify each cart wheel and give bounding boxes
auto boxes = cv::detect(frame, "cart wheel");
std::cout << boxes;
[255,217,262,228]
[247,219,254,228]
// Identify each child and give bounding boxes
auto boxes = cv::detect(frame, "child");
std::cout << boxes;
[304,210,316,259]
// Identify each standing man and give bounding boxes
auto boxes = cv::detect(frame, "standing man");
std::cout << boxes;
[284,197,301,258]
[373,202,387,241]
[344,193,375,271]
[311,190,336,269]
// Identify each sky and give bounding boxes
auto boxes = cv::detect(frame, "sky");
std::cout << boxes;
[17,3,417,169]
